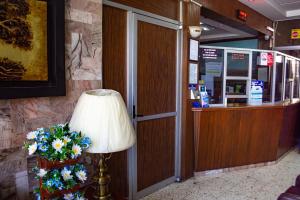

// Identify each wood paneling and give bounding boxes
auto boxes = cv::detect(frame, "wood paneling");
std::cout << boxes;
[137,21,177,116]
[137,117,176,191]
[111,0,179,21]
[180,2,201,180]
[102,5,128,200]
[199,0,273,35]
[103,5,127,100]
[277,103,300,158]
[194,106,284,171]
[276,20,300,47]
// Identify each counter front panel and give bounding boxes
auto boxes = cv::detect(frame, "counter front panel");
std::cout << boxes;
[193,103,300,172]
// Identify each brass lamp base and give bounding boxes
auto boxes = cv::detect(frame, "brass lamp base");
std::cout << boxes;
[94,154,112,200]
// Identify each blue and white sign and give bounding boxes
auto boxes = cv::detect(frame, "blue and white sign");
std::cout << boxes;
[249,80,264,106]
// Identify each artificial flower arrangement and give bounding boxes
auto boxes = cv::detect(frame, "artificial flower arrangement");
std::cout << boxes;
[24,124,91,200]
[35,191,86,200]
[24,124,91,161]
[33,164,87,193]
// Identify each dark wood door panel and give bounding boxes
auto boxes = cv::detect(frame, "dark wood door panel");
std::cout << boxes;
[137,117,175,191]
[137,21,177,116]
[103,5,128,200]
[103,5,127,101]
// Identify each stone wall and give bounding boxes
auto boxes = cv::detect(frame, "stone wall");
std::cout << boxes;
[0,0,102,199]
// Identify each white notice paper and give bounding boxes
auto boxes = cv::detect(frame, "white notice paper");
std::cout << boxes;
[189,39,199,61]
[189,63,198,84]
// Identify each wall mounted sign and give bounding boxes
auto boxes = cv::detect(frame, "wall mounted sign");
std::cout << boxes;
[291,29,300,39]
[0,0,65,99]
[201,48,218,59]
[231,53,245,60]
[249,80,264,106]
[267,53,274,67]
[258,52,268,66]
[237,10,248,22]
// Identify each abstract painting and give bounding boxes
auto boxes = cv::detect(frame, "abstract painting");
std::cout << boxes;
[0,0,47,81]
[0,0,65,99]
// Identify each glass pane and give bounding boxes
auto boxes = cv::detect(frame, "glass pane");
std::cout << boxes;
[252,52,273,103]
[199,48,224,104]
[285,59,294,100]
[294,61,300,98]
[227,98,248,107]
[227,52,249,77]
[226,80,247,96]
[275,55,283,102]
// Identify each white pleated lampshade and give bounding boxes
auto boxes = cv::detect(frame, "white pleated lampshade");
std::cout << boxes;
[69,89,136,153]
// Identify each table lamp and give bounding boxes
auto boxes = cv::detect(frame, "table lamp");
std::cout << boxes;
[69,89,136,200]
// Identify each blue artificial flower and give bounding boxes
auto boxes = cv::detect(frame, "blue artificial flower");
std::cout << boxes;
[46,180,54,188]
[44,132,50,138]
[35,193,41,200]
[53,180,64,190]
[71,131,79,138]
[80,137,91,149]
[38,143,49,152]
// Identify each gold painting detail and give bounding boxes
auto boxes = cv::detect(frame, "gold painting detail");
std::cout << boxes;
[0,0,48,81]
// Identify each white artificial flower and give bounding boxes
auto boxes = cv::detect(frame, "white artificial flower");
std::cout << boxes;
[63,136,71,145]
[37,169,47,178]
[28,142,38,155]
[52,139,64,152]
[64,193,74,200]
[75,170,87,182]
[61,168,73,181]
[72,144,82,157]
[26,131,37,140]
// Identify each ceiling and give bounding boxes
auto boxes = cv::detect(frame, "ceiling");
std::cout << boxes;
[239,0,300,21]
[200,17,255,42]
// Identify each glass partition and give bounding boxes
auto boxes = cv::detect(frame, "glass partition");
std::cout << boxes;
[197,46,300,106]
[275,54,284,102]
[226,80,247,96]
[252,52,273,103]
[285,59,294,101]
[227,52,249,77]
[294,61,300,99]
[199,48,224,105]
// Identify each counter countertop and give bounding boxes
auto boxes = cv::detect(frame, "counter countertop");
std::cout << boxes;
[192,99,300,112]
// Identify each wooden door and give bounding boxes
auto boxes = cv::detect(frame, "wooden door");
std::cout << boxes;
[132,15,179,199]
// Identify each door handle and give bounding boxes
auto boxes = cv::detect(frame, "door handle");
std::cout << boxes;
[133,105,144,119]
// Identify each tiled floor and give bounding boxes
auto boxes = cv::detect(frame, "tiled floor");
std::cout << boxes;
[141,150,300,200]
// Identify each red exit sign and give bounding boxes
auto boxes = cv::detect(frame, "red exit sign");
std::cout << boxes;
[237,10,248,21]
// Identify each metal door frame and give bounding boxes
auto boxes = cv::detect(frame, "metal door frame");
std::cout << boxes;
[128,13,182,200]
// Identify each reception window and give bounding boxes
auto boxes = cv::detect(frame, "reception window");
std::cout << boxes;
[227,52,249,77]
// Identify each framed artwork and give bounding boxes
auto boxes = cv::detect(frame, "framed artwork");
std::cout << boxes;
[0,0,65,99]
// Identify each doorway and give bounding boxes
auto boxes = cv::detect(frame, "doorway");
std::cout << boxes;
[128,13,181,199]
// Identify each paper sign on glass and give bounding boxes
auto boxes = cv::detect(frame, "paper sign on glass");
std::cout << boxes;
[189,63,198,84]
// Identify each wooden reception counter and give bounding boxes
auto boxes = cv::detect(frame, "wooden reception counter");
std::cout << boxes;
[193,101,300,172]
